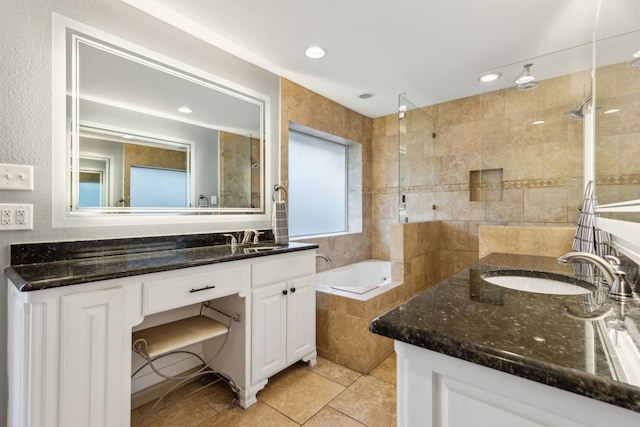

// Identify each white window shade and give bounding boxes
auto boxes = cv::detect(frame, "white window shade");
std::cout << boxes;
[289,130,347,237]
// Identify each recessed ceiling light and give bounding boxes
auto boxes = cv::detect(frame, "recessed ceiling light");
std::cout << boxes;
[122,134,134,139]
[178,106,192,114]
[604,108,620,114]
[478,72,502,82]
[633,49,640,58]
[305,46,326,59]
[358,92,375,99]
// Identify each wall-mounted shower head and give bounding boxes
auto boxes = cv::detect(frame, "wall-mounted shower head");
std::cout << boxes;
[564,95,593,120]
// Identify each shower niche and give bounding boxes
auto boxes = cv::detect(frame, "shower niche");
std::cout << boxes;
[469,169,504,202]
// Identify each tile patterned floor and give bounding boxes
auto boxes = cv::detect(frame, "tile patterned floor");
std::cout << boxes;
[131,353,397,427]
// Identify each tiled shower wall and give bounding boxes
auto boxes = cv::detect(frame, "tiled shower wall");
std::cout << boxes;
[372,70,593,272]
[281,69,593,271]
[594,60,640,218]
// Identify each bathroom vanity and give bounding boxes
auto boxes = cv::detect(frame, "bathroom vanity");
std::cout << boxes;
[6,234,318,427]
[371,253,640,427]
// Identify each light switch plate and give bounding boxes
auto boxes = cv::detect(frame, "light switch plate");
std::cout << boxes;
[0,163,34,190]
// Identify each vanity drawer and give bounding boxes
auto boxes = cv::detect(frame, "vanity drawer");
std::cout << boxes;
[251,253,315,288]
[143,267,242,315]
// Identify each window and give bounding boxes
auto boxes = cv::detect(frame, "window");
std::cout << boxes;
[288,123,361,237]
[78,172,103,207]
[130,166,188,207]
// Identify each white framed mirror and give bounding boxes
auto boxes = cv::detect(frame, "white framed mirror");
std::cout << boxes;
[52,15,273,228]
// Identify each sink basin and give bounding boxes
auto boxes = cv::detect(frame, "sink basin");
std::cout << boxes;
[481,271,592,295]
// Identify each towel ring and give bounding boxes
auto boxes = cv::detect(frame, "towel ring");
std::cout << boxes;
[272,185,288,202]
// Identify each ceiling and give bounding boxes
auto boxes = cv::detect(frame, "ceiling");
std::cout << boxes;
[122,0,640,118]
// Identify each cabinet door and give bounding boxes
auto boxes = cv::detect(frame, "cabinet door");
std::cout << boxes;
[286,275,316,362]
[252,283,287,382]
[59,286,128,427]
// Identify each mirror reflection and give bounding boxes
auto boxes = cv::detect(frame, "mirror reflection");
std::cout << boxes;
[68,31,265,214]
[594,29,640,222]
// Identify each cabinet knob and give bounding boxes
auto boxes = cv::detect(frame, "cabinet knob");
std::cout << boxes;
[282,289,288,295]
[290,287,296,293]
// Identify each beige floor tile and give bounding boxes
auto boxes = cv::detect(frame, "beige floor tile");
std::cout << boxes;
[197,401,299,427]
[131,380,236,427]
[308,357,362,387]
[329,376,396,427]
[303,407,366,426]
[369,352,396,385]
[258,365,345,424]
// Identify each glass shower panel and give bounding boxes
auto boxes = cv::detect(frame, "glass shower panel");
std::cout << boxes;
[398,93,436,223]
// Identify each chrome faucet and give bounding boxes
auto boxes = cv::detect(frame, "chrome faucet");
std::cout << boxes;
[241,229,261,244]
[557,252,617,286]
[316,254,332,263]
[223,233,238,247]
[557,251,635,300]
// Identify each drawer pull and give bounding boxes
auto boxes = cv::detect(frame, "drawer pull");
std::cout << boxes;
[290,287,296,293]
[282,289,288,295]
[189,284,216,293]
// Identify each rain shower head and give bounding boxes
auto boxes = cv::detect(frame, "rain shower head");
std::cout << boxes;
[564,95,593,120]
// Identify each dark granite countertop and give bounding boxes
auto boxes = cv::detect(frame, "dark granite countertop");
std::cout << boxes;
[370,252,640,413]
[5,233,318,291]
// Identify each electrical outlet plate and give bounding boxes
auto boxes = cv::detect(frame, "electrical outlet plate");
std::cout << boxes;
[0,163,34,190]
[0,204,33,230]
[1,209,11,225]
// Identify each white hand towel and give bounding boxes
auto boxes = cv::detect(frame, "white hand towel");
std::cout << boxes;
[272,201,289,244]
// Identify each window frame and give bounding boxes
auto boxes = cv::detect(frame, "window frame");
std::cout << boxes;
[288,122,362,239]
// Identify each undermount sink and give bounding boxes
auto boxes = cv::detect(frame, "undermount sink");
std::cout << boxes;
[481,270,593,295]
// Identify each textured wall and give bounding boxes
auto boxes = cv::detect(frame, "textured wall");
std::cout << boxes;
[0,1,279,420]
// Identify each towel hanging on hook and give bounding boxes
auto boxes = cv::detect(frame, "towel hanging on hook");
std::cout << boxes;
[272,185,289,244]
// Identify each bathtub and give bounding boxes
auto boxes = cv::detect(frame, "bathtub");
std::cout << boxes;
[315,259,399,373]
[316,260,392,299]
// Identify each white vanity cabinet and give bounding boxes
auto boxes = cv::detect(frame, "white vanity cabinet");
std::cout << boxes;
[250,252,317,383]
[7,249,316,427]
[8,277,139,427]
[59,286,129,426]
[396,341,640,427]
